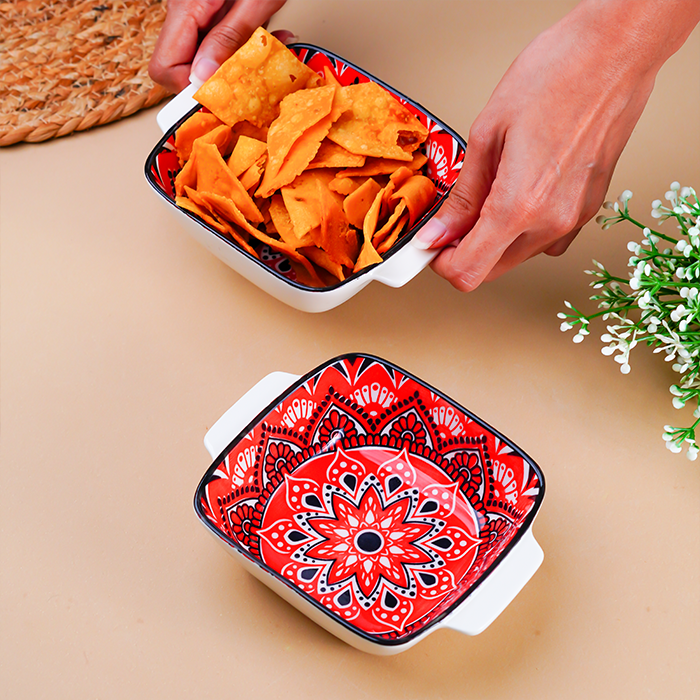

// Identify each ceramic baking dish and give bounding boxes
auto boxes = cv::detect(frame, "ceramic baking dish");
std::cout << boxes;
[145,44,466,313]
[194,354,545,654]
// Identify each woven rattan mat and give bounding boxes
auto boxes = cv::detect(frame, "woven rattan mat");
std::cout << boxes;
[0,0,171,146]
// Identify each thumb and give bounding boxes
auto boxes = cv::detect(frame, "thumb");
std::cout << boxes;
[413,126,502,250]
[191,0,287,83]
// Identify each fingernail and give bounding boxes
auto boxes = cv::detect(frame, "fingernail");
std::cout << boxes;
[189,58,219,86]
[413,218,447,249]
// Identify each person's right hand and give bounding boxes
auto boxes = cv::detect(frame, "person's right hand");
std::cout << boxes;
[149,0,289,94]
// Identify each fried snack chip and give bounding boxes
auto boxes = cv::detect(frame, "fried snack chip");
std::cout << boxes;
[228,135,267,177]
[175,111,224,164]
[327,82,428,161]
[336,151,427,179]
[193,141,263,223]
[343,177,382,229]
[257,85,339,197]
[193,27,317,128]
[307,139,365,170]
[269,194,314,249]
[172,28,436,288]
[391,175,437,226]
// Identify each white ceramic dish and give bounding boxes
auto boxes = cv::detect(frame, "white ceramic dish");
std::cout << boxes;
[145,44,467,313]
[195,354,545,654]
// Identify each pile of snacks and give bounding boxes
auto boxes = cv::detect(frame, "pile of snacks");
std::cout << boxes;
[173,27,436,287]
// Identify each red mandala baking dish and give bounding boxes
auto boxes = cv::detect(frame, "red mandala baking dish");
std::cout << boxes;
[145,45,466,313]
[195,354,545,654]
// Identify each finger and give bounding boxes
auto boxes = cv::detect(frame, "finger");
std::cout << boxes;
[430,205,520,292]
[413,118,504,250]
[270,29,299,45]
[149,3,209,93]
[192,0,288,82]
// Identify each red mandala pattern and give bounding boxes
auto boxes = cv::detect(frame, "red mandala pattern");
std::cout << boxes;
[389,412,428,445]
[196,354,544,645]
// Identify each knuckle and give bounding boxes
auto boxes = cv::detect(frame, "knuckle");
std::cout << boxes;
[467,122,491,153]
[445,180,476,215]
[209,23,250,53]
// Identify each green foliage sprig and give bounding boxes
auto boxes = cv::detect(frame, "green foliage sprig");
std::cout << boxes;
[559,183,700,459]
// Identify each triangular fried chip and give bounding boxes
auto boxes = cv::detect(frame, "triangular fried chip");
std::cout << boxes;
[315,179,359,268]
[376,211,410,255]
[228,135,267,177]
[353,186,384,272]
[390,175,437,226]
[322,65,341,89]
[288,258,326,288]
[192,141,263,223]
[327,82,428,161]
[239,154,267,191]
[337,151,427,178]
[183,187,260,258]
[198,191,320,281]
[329,176,361,195]
[175,111,224,164]
[269,194,314,248]
[373,200,407,247]
[195,123,234,158]
[307,139,366,170]
[299,245,346,282]
[280,170,335,238]
[343,177,382,229]
[176,194,228,234]
[256,85,337,197]
[193,27,317,128]
[231,120,269,145]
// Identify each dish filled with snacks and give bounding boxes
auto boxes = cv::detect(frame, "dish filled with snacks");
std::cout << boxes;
[146,28,466,311]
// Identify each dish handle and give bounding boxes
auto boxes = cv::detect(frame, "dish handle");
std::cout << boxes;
[156,83,200,135]
[372,241,438,288]
[441,527,544,636]
[203,372,301,459]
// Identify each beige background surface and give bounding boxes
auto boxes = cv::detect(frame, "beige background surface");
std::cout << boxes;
[1,1,698,698]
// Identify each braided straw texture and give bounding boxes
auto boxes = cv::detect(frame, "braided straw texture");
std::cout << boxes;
[0,0,171,146]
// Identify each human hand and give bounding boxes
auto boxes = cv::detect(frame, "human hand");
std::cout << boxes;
[414,0,700,292]
[149,0,289,94]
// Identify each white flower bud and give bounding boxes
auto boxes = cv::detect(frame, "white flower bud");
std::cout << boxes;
[670,181,680,191]
[681,187,692,198]
[560,322,573,332]
[672,396,686,409]
[629,277,641,290]
[676,239,688,252]
[557,312,568,319]
[687,447,698,461]
[601,346,615,356]
[619,190,633,202]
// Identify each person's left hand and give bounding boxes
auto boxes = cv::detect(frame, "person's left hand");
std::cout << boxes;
[149,0,289,94]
